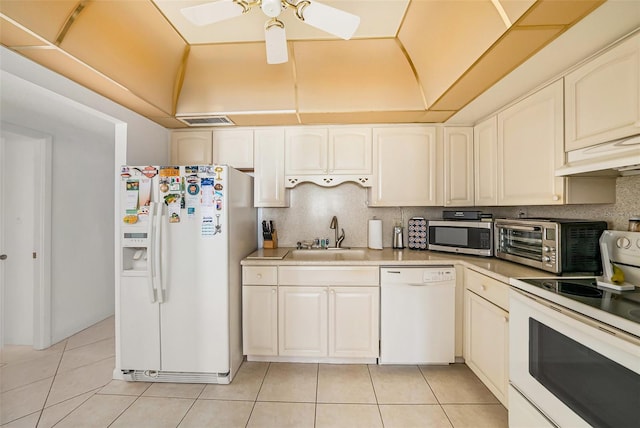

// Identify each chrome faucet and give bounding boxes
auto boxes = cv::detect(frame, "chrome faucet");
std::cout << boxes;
[329,216,345,248]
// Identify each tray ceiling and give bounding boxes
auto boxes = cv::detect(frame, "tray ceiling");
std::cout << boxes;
[0,0,605,128]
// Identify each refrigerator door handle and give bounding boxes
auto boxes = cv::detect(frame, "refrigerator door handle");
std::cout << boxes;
[154,201,164,303]
[157,206,168,303]
[146,202,157,303]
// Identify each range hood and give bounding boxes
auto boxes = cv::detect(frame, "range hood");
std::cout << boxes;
[556,135,640,177]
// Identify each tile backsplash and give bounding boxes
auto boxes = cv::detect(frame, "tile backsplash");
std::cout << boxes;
[261,175,640,248]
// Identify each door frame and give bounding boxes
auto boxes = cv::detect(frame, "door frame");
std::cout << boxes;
[0,124,52,350]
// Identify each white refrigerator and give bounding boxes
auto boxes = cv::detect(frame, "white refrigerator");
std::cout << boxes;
[114,165,256,384]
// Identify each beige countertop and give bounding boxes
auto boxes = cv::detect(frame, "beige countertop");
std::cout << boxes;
[242,247,556,283]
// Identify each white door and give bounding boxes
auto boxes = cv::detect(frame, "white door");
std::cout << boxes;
[0,130,50,348]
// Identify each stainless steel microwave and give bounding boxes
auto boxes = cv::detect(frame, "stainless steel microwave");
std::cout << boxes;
[427,220,493,257]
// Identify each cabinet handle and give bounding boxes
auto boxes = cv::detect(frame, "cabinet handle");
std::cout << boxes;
[552,195,560,201]
[257,273,263,279]
[504,316,509,323]
[272,288,276,293]
[481,285,487,291]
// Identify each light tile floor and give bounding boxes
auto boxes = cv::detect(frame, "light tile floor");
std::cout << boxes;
[1,317,507,427]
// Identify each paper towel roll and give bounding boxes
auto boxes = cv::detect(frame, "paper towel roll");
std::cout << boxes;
[368,219,383,249]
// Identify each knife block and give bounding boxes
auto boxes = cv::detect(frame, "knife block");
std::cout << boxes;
[263,231,278,249]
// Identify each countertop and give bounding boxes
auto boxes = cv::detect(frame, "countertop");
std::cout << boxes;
[242,247,556,283]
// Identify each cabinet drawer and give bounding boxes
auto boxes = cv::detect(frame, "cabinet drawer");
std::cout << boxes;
[465,268,509,311]
[279,266,379,286]
[243,266,278,285]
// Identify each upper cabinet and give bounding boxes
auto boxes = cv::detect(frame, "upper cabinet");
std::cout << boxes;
[565,33,640,151]
[473,117,498,206]
[254,128,289,208]
[443,127,474,207]
[285,127,372,187]
[368,126,442,207]
[170,131,212,165]
[212,129,254,169]
[497,80,565,205]
[169,129,254,169]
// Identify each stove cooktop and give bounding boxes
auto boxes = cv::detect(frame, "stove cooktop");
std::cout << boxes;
[518,277,640,325]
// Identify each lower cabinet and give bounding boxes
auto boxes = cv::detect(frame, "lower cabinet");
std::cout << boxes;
[242,285,278,356]
[243,265,379,362]
[278,285,379,359]
[463,269,509,407]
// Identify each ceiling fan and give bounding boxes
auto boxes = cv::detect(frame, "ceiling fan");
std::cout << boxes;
[180,0,360,64]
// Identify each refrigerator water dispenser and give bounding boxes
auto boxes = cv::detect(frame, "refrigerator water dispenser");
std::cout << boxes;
[122,231,150,274]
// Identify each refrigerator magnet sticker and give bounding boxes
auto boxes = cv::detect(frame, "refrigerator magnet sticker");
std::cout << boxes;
[185,177,200,218]
[214,166,223,181]
[141,166,158,178]
[159,166,180,177]
[185,166,198,174]
[164,194,181,223]
[138,178,152,215]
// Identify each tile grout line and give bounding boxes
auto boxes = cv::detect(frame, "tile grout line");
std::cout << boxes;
[366,363,386,428]
[244,361,270,428]
[34,339,69,427]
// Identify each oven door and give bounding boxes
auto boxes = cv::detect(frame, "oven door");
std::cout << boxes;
[510,290,640,428]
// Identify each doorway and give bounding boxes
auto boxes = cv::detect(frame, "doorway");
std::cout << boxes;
[0,125,52,350]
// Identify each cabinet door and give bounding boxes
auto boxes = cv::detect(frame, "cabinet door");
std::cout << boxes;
[278,286,328,357]
[464,289,509,407]
[369,127,441,206]
[565,34,640,151]
[254,129,288,207]
[169,131,212,165]
[328,128,372,174]
[497,80,564,205]
[212,129,254,169]
[242,286,278,356]
[473,116,498,206]
[285,128,328,175]
[443,127,474,207]
[328,287,379,358]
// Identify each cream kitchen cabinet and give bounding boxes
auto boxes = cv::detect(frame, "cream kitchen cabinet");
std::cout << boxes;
[369,126,442,206]
[285,127,372,187]
[278,286,328,357]
[497,80,565,206]
[565,33,640,151]
[277,266,379,361]
[253,128,289,207]
[443,127,474,207]
[473,116,498,206]
[463,268,509,407]
[242,266,278,356]
[211,129,254,169]
[170,130,212,165]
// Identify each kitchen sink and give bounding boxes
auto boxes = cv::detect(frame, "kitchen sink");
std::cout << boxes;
[288,248,367,261]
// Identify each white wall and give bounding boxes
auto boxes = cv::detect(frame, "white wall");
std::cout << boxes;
[0,47,170,344]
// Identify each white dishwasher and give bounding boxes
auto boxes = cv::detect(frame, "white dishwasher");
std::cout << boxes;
[380,266,456,364]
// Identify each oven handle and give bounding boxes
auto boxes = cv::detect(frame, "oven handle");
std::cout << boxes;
[512,288,640,347]
[498,225,541,232]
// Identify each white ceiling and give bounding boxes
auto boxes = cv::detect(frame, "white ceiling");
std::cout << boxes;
[153,0,410,43]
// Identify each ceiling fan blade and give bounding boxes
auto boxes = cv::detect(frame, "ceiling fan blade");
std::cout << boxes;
[265,20,288,64]
[298,1,360,40]
[181,0,245,26]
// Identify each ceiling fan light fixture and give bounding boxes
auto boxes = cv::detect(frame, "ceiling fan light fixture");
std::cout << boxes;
[261,0,283,18]
[295,0,360,40]
[265,19,288,64]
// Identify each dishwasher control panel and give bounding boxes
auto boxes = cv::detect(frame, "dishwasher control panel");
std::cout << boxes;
[423,268,455,283]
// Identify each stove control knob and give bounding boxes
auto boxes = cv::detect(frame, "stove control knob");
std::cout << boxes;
[543,256,551,262]
[616,237,631,249]
[543,246,551,252]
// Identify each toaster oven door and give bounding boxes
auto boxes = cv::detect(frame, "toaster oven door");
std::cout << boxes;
[496,224,551,271]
